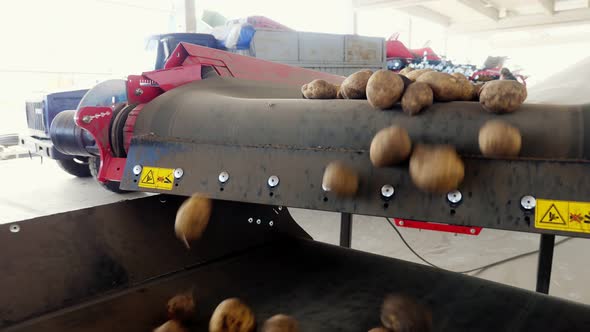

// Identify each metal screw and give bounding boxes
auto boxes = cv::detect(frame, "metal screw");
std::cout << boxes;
[134,88,143,96]
[177,52,180,57]
[269,221,274,227]
[9,225,20,233]
[447,190,463,204]
[218,171,229,183]
[381,184,395,198]
[521,195,536,210]
[278,206,283,211]
[256,219,261,225]
[173,168,184,179]
[267,175,279,188]
[132,165,142,175]
[248,217,253,223]
[398,220,404,226]
[82,115,92,124]
[470,228,476,234]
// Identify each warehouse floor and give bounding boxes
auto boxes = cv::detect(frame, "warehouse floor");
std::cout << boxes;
[2,158,589,306]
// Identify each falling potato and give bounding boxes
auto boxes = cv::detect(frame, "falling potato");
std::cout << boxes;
[175,194,212,248]
[167,292,196,322]
[381,294,432,332]
[401,82,433,116]
[262,314,300,332]
[478,120,522,158]
[340,70,373,99]
[154,320,188,332]
[210,298,256,332]
[409,144,464,193]
[322,161,359,197]
[369,126,412,167]
[301,79,338,99]
[366,70,405,110]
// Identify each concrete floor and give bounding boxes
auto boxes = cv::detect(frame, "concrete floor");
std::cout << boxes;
[2,158,589,305]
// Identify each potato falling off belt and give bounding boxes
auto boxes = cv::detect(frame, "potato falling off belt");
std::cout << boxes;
[370,126,412,167]
[322,161,359,197]
[381,294,432,332]
[209,298,256,332]
[262,314,300,332]
[167,292,196,323]
[409,144,464,194]
[479,120,522,158]
[340,70,373,99]
[367,70,405,110]
[175,194,212,249]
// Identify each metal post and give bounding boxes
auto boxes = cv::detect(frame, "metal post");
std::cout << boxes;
[340,213,352,248]
[184,0,196,33]
[536,234,555,294]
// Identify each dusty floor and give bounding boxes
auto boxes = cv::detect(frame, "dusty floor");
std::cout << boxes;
[1,158,589,305]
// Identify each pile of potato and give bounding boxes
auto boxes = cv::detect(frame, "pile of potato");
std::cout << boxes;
[304,69,526,194]
[154,293,300,332]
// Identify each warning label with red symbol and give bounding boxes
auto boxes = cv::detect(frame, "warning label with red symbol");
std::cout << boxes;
[535,199,590,234]
[138,167,174,190]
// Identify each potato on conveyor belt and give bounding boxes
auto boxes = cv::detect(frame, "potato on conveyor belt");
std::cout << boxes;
[262,314,300,332]
[336,85,343,99]
[415,71,464,102]
[381,294,432,332]
[405,68,434,82]
[409,144,464,193]
[367,70,405,110]
[458,79,476,101]
[401,82,433,116]
[479,80,527,113]
[451,72,468,81]
[175,194,212,249]
[340,70,373,99]
[154,320,188,332]
[301,79,338,99]
[399,67,414,75]
[322,161,359,196]
[210,298,256,332]
[167,292,196,322]
[479,120,522,158]
[472,82,485,101]
[370,126,412,167]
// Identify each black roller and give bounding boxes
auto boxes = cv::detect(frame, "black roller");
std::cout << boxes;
[49,110,96,157]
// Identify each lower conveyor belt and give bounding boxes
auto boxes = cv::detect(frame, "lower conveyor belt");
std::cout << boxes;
[7,239,590,332]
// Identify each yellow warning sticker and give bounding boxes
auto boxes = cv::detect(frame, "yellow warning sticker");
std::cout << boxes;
[138,167,175,191]
[535,199,590,234]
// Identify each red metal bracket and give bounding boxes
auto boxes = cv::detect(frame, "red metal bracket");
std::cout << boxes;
[393,218,482,236]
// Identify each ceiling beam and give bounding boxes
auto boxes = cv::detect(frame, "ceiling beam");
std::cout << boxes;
[449,7,590,33]
[396,5,452,26]
[455,0,499,21]
[537,0,555,15]
[352,0,435,9]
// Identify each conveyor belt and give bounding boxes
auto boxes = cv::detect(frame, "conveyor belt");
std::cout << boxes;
[7,239,590,332]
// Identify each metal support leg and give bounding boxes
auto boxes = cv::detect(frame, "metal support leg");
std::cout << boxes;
[340,213,352,248]
[536,234,555,294]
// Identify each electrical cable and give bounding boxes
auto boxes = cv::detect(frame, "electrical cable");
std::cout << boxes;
[385,217,573,274]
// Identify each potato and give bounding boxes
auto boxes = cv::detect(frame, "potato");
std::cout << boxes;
[458,79,475,101]
[399,67,414,75]
[368,328,390,332]
[301,79,337,99]
[341,70,373,99]
[405,68,433,82]
[154,320,188,332]
[409,144,464,193]
[210,298,256,332]
[472,82,485,101]
[367,70,405,110]
[416,71,463,102]
[479,80,527,113]
[451,72,468,81]
[322,161,359,196]
[262,314,299,332]
[478,120,521,158]
[401,82,433,116]
[175,194,212,248]
[381,294,432,332]
[167,293,196,322]
[336,85,343,99]
[370,126,412,167]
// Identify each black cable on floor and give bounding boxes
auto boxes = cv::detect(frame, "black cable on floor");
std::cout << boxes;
[385,217,573,274]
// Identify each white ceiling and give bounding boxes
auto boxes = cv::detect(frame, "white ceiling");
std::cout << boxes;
[353,0,590,33]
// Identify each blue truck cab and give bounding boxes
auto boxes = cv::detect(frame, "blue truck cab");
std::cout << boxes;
[21,33,217,177]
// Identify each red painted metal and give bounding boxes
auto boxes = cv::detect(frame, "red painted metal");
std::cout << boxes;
[393,218,482,236]
[123,105,143,153]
